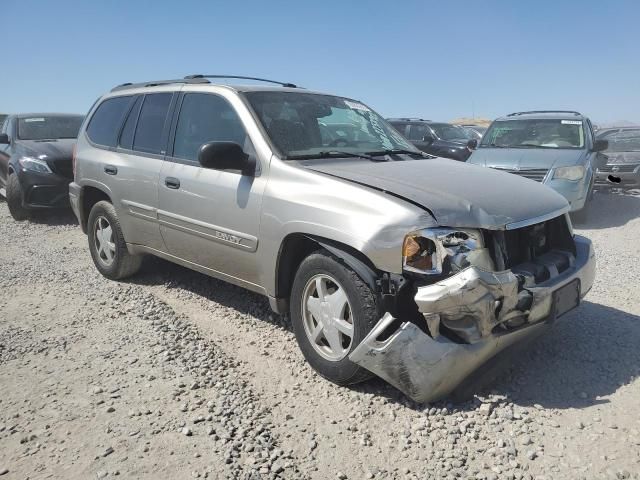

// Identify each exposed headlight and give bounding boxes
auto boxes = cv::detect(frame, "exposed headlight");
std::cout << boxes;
[402,228,494,275]
[553,165,584,181]
[19,156,52,174]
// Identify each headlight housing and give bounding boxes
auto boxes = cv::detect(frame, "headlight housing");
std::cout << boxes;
[402,228,494,275]
[553,165,584,181]
[18,156,53,174]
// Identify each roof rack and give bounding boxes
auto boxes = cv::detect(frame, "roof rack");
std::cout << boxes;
[507,110,582,117]
[185,75,298,88]
[111,77,210,92]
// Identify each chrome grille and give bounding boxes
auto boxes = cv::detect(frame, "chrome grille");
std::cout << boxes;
[492,167,548,182]
[598,164,639,173]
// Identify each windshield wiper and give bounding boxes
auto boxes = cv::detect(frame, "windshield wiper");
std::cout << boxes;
[365,149,430,158]
[287,151,385,161]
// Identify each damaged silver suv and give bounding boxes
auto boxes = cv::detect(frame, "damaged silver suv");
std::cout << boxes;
[70,75,596,403]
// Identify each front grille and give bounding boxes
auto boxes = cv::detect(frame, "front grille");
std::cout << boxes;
[492,167,548,182]
[485,215,576,275]
[597,164,639,173]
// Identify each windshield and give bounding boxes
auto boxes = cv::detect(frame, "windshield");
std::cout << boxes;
[17,115,83,140]
[430,123,471,142]
[243,92,420,159]
[599,129,640,153]
[481,119,585,149]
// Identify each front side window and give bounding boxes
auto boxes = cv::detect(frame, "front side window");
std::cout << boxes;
[429,123,471,142]
[173,93,247,162]
[86,96,134,147]
[407,124,430,141]
[18,115,84,141]
[133,93,173,155]
[244,91,419,159]
[481,119,585,149]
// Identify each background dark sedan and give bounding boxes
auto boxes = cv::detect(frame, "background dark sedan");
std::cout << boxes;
[388,118,474,161]
[594,126,640,189]
[0,113,83,220]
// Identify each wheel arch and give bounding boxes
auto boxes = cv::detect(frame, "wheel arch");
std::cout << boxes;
[80,186,112,233]
[273,233,380,315]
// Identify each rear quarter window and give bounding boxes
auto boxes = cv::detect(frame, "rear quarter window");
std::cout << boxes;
[86,96,134,147]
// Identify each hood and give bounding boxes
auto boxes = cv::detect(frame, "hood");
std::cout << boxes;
[301,157,569,230]
[603,151,640,164]
[468,147,585,170]
[17,138,75,161]
[436,138,467,148]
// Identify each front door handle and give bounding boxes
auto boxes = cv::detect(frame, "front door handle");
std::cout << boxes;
[104,165,118,175]
[165,177,180,189]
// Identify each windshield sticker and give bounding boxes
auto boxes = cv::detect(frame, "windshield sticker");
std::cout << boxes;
[561,120,582,125]
[345,100,370,112]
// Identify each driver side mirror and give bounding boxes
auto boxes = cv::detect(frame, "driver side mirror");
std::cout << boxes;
[198,141,256,175]
[422,134,434,144]
[466,139,478,150]
[592,139,608,152]
[0,133,9,144]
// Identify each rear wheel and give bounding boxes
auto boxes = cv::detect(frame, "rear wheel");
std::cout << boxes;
[290,251,380,385]
[87,200,142,280]
[6,173,30,221]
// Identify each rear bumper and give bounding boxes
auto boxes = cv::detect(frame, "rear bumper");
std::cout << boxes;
[349,235,596,403]
[19,170,72,209]
[68,182,84,231]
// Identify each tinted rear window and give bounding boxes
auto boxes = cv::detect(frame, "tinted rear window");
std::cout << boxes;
[86,96,133,147]
[133,93,172,155]
[119,95,143,150]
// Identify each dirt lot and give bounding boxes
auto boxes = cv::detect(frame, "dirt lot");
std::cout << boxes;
[1,190,639,480]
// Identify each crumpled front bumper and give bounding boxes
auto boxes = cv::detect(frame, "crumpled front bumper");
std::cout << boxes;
[349,235,596,403]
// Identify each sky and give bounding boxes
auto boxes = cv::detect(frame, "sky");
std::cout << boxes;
[2,0,639,124]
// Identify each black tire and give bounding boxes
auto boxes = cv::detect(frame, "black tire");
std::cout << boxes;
[290,250,380,385]
[87,200,142,280]
[6,173,31,221]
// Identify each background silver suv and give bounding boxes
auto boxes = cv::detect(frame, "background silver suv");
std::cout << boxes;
[70,76,596,402]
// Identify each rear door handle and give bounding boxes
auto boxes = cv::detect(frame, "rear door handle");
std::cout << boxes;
[165,177,180,189]
[104,165,118,175]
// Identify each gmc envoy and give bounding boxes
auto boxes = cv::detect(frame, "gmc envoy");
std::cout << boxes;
[70,75,596,402]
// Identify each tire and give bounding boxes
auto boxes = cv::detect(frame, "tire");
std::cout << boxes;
[6,173,31,221]
[290,250,380,385]
[87,200,142,280]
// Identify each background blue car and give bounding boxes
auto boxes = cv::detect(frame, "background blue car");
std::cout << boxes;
[467,110,608,220]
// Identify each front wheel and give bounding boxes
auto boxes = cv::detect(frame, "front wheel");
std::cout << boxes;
[6,173,31,221]
[290,251,380,385]
[87,200,142,280]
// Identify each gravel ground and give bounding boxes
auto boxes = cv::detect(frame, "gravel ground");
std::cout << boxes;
[1,190,639,480]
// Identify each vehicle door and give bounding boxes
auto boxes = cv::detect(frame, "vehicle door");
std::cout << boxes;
[0,117,13,187]
[408,123,437,154]
[157,91,267,290]
[85,92,175,249]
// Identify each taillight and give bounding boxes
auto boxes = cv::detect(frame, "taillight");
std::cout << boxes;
[72,144,77,179]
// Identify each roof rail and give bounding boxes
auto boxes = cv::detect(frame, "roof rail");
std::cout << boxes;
[111,77,210,92]
[386,117,431,122]
[507,110,582,117]
[185,75,298,88]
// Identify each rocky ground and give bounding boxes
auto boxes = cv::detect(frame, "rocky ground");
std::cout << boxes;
[1,190,639,480]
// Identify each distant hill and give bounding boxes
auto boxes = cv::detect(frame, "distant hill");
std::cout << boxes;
[450,117,492,127]
[596,120,638,129]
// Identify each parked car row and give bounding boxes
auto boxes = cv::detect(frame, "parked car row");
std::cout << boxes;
[0,76,600,403]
